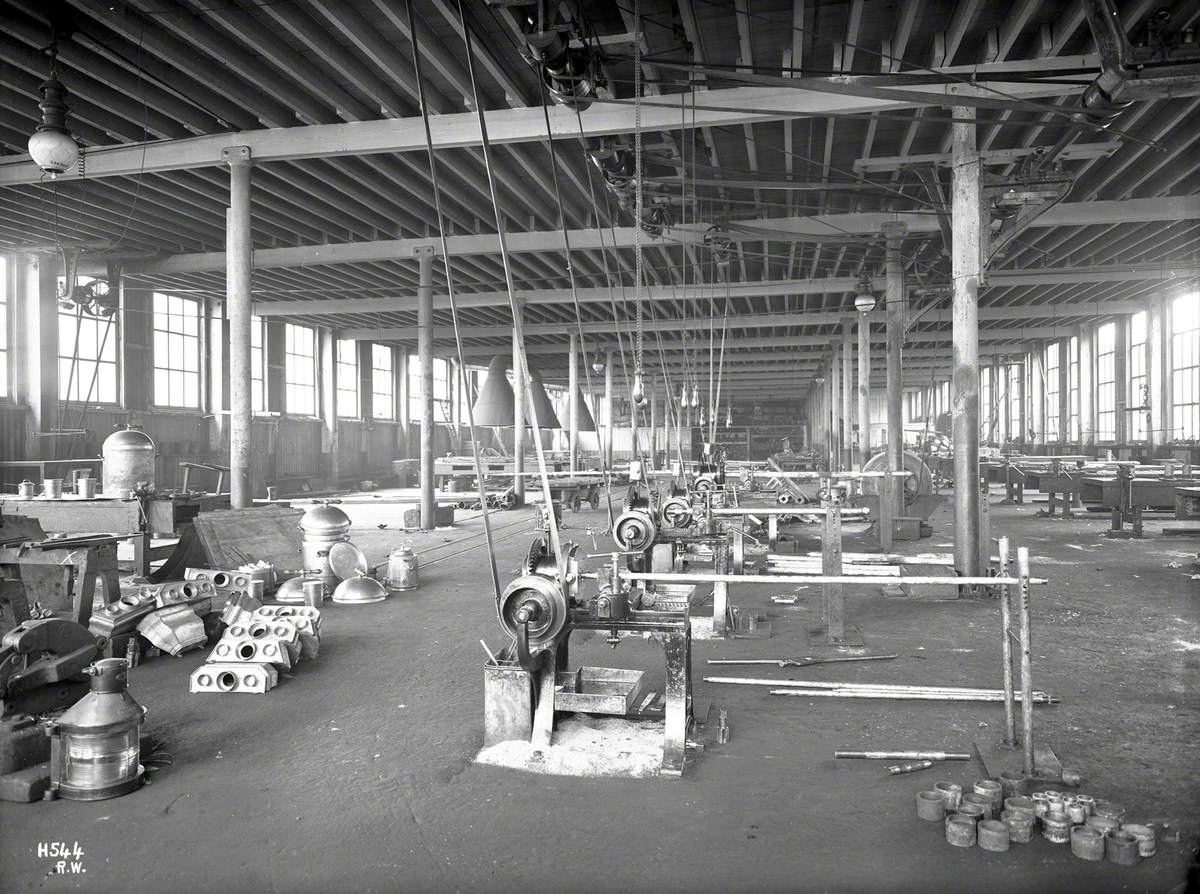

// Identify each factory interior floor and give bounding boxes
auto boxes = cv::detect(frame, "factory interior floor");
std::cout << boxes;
[1,487,1197,894]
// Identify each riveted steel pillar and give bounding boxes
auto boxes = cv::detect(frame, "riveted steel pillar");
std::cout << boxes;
[417,246,436,528]
[224,146,252,510]
[952,107,982,577]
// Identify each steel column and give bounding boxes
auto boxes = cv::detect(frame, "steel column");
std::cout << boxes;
[568,331,579,472]
[604,352,614,469]
[884,222,906,517]
[842,317,853,468]
[418,246,436,528]
[857,310,871,469]
[512,303,526,505]
[952,107,982,578]
[830,349,841,471]
[225,147,253,510]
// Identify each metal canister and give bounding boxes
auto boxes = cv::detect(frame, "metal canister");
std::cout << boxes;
[384,547,419,591]
[299,504,352,588]
[16,480,36,499]
[42,478,63,499]
[302,579,325,608]
[77,477,97,499]
[102,427,157,498]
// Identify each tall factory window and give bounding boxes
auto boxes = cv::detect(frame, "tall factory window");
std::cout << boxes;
[336,339,359,418]
[1045,342,1061,441]
[980,366,992,442]
[1008,362,1023,441]
[1096,322,1117,441]
[250,315,266,414]
[284,323,317,416]
[58,295,119,404]
[1172,293,1199,440]
[1129,312,1147,440]
[372,344,394,421]
[0,256,8,398]
[433,357,450,421]
[152,293,201,409]
[1068,336,1080,441]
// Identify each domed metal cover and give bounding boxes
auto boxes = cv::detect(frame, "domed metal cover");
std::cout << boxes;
[471,355,516,426]
[274,574,315,604]
[332,574,388,604]
[102,427,156,452]
[328,541,368,581]
[300,504,351,534]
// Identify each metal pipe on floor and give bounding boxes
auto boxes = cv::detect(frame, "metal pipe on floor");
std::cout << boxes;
[952,105,982,577]
[225,147,252,510]
[418,246,436,529]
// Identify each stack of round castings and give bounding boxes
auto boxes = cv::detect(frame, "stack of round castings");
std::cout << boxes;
[973,780,1004,816]
[945,814,977,848]
[1105,830,1140,866]
[1071,826,1105,860]
[1086,814,1121,837]
[977,819,1010,852]
[961,792,994,820]
[916,791,946,821]
[1004,796,1035,818]
[998,771,1027,798]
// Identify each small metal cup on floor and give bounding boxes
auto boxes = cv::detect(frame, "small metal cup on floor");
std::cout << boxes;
[302,579,324,608]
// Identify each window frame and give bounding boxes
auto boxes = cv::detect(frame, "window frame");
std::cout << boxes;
[1095,321,1117,442]
[372,343,395,421]
[283,322,318,417]
[1170,293,1199,441]
[151,292,203,410]
[1128,312,1148,441]
[336,338,360,420]
[57,285,121,407]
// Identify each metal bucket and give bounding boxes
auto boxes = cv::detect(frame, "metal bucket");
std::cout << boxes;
[76,477,97,499]
[384,547,419,591]
[16,480,36,499]
[42,478,63,499]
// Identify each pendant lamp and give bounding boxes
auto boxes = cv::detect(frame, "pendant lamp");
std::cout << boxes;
[471,355,516,426]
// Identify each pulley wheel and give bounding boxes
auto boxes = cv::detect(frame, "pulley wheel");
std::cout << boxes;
[498,575,568,649]
[860,450,934,505]
[613,509,657,552]
[694,474,715,492]
[661,496,693,529]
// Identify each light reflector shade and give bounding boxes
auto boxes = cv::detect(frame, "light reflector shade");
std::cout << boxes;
[573,385,597,432]
[526,366,563,430]
[471,356,516,426]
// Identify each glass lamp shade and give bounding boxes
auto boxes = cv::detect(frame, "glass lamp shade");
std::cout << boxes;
[28,127,78,176]
[854,291,876,313]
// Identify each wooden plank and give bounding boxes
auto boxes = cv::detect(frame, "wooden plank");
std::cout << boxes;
[0,500,142,534]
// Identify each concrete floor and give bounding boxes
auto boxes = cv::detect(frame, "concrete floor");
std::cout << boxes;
[2,488,1198,893]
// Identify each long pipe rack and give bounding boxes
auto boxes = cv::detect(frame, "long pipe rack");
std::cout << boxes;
[604,570,1047,587]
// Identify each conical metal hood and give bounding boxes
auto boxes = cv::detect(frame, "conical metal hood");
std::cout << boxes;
[573,385,597,432]
[526,366,563,430]
[471,356,516,426]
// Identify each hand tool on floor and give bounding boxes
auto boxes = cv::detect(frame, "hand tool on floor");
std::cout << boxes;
[887,760,934,775]
[708,654,898,669]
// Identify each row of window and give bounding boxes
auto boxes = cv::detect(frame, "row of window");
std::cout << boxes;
[912,293,1198,443]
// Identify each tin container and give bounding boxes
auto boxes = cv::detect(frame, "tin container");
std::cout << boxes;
[916,790,945,821]
[302,579,325,608]
[383,546,419,591]
[1001,809,1034,844]
[978,819,1010,852]
[934,782,962,812]
[946,814,977,847]
[1086,814,1121,837]
[1074,794,1095,817]
[1105,829,1140,866]
[998,770,1027,798]
[16,480,36,499]
[1071,826,1105,861]
[1094,800,1126,822]
[1031,791,1049,818]
[42,478,63,499]
[102,427,156,498]
[1004,796,1035,818]
[1066,799,1088,824]
[1122,823,1156,858]
[76,477,97,499]
[1042,809,1072,844]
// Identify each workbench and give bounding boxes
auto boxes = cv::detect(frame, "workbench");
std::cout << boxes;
[0,493,227,576]
[1175,486,1200,520]
[0,459,103,493]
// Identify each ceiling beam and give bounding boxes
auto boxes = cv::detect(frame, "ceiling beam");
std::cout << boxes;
[0,56,1093,187]
[92,197,1200,277]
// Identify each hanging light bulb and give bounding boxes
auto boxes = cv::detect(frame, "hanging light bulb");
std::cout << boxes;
[854,272,877,313]
[591,350,605,374]
[698,407,706,426]
[690,383,700,409]
[679,384,688,407]
[725,404,733,428]
[28,46,79,178]
[631,368,646,407]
